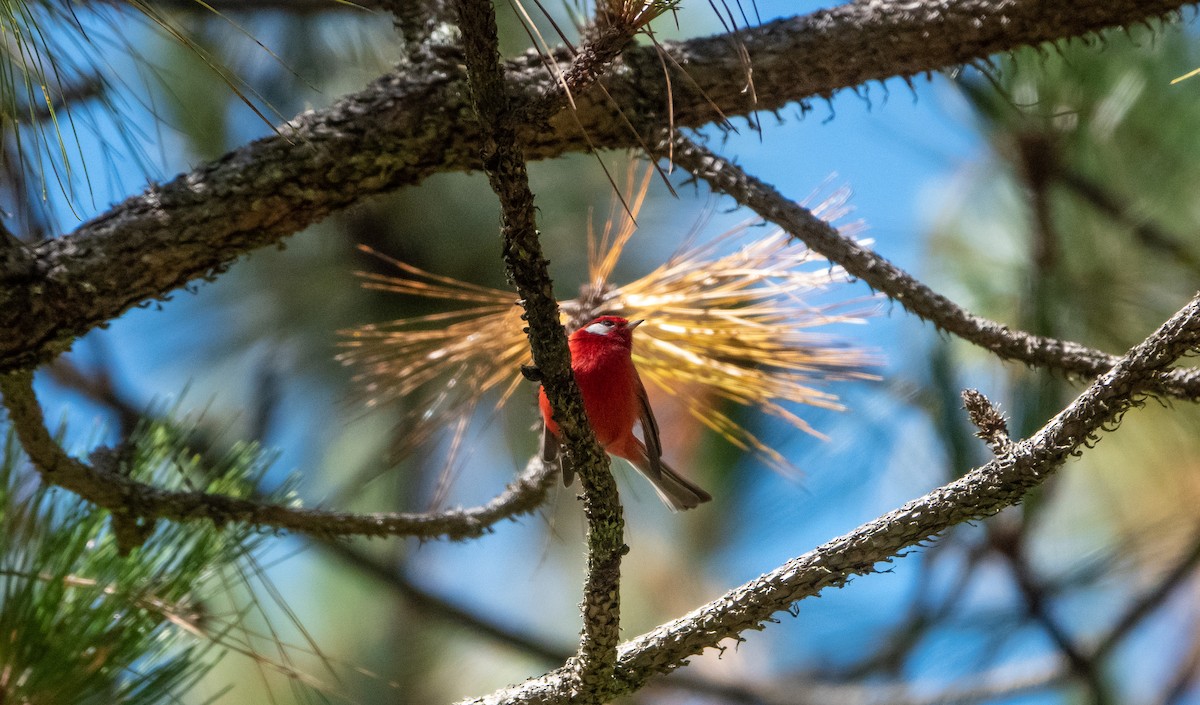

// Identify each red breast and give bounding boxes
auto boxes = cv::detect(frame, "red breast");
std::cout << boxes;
[538,316,641,454]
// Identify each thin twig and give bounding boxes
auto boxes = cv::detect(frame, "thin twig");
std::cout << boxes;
[1057,166,1200,277]
[1094,523,1200,659]
[0,369,557,540]
[660,658,1066,705]
[39,356,579,662]
[318,540,574,663]
[994,531,1111,705]
[1155,633,1200,705]
[663,132,1200,400]
[45,357,142,438]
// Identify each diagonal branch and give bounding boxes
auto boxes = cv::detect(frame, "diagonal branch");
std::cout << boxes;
[1093,523,1200,659]
[318,540,575,663]
[462,292,1200,704]
[1001,538,1111,705]
[663,132,1200,399]
[0,0,1189,371]
[0,369,556,540]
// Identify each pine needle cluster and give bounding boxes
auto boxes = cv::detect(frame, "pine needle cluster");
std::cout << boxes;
[0,420,290,703]
[338,168,877,476]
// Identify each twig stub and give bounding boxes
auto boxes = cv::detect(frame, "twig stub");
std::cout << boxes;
[962,388,1012,454]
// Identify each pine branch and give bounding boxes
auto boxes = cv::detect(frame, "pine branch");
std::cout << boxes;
[461,293,1200,704]
[663,132,1200,400]
[450,0,632,697]
[0,370,557,539]
[0,0,1189,371]
[0,415,276,702]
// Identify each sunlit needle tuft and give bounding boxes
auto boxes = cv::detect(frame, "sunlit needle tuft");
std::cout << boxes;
[338,165,878,477]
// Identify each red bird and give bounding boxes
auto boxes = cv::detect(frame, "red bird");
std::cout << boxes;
[538,315,712,511]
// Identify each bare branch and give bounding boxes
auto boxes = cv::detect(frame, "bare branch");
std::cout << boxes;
[462,293,1200,704]
[663,132,1200,399]
[319,541,575,663]
[672,659,1066,705]
[995,532,1110,704]
[1094,524,1200,659]
[1155,634,1200,705]
[0,0,1189,371]
[45,357,142,437]
[450,0,634,696]
[1057,166,1200,276]
[0,369,556,540]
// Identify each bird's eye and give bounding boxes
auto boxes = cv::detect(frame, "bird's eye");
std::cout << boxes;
[603,320,615,327]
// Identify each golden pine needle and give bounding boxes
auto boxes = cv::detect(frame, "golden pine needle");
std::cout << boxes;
[337,168,877,476]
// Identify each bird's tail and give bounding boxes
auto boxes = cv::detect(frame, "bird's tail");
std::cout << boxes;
[629,448,712,512]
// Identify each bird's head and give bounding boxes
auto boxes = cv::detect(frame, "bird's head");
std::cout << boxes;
[572,315,643,348]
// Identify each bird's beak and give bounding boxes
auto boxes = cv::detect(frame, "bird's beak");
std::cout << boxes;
[628,319,644,329]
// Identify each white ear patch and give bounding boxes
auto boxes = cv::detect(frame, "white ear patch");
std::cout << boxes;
[585,321,613,335]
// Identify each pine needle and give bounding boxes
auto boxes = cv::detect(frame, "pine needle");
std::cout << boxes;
[338,165,877,479]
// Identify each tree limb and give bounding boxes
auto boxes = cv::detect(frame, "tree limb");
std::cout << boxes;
[663,132,1200,400]
[0,369,556,540]
[450,0,632,696]
[0,0,1189,371]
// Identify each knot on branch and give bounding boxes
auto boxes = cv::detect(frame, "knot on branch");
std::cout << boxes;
[962,388,1011,455]
[111,512,158,556]
[89,444,158,553]
[89,443,133,476]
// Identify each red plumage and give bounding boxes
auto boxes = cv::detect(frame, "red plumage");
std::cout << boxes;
[538,316,712,511]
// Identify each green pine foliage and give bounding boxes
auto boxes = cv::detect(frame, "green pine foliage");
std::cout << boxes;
[0,0,286,233]
[938,27,1200,349]
[0,421,286,704]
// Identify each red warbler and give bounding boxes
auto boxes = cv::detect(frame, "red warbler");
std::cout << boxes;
[538,315,712,511]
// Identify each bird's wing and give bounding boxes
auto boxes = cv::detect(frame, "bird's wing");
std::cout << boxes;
[541,422,571,486]
[635,374,665,478]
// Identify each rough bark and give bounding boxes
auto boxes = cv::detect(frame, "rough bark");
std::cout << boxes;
[451,0,629,696]
[0,368,558,541]
[0,0,1188,370]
